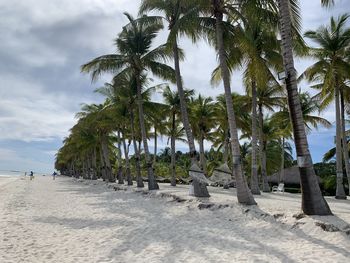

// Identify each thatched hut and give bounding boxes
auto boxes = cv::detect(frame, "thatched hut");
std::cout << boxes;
[268,166,322,185]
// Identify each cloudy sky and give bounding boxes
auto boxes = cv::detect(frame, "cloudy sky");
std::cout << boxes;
[0,0,348,173]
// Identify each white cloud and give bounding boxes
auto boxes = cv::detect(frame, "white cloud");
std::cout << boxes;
[0,73,76,141]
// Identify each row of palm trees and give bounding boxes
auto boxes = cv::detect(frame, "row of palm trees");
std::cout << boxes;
[56,0,349,216]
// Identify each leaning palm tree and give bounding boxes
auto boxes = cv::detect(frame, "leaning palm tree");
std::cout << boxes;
[82,13,175,190]
[139,0,210,197]
[196,0,256,205]
[302,14,350,199]
[276,0,332,215]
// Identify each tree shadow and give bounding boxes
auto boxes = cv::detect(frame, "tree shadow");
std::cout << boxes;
[57,178,349,262]
[246,206,350,258]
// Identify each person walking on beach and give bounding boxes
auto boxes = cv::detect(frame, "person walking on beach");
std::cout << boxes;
[52,171,57,180]
[29,171,34,180]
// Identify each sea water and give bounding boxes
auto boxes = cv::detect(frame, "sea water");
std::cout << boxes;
[0,170,25,177]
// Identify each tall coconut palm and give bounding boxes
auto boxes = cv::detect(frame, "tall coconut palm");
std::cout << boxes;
[139,0,210,197]
[162,86,194,186]
[81,13,175,190]
[98,73,158,187]
[96,82,133,185]
[252,83,285,191]
[143,98,168,169]
[234,11,283,193]
[276,0,332,214]
[302,14,350,199]
[76,103,117,182]
[196,0,256,205]
[165,118,187,186]
[189,94,217,175]
[340,86,350,193]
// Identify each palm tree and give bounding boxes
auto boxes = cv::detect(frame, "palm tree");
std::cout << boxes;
[196,0,256,205]
[165,118,187,186]
[139,0,210,197]
[302,14,350,199]
[276,0,332,215]
[340,86,350,193]
[272,92,332,183]
[162,86,193,186]
[96,82,134,185]
[81,13,175,190]
[143,97,169,170]
[272,92,332,133]
[189,94,217,175]
[254,84,284,192]
[212,93,250,166]
[76,103,117,182]
[233,10,283,193]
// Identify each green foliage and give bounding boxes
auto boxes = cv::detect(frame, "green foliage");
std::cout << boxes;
[314,162,336,195]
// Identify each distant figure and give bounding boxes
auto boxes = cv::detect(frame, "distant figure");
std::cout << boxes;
[24,172,27,177]
[52,171,57,180]
[30,171,34,180]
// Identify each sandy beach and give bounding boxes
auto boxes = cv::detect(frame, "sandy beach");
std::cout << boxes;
[0,176,349,263]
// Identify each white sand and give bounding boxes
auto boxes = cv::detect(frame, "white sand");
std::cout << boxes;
[0,176,349,263]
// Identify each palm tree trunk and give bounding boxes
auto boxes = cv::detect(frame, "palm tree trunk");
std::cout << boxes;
[154,126,157,166]
[171,111,177,186]
[258,105,270,192]
[72,162,77,178]
[92,147,97,180]
[122,128,133,186]
[250,79,261,194]
[340,89,350,195]
[135,73,159,190]
[335,85,346,199]
[138,140,142,154]
[82,160,86,179]
[130,108,144,187]
[279,137,285,183]
[117,129,124,185]
[223,130,229,164]
[277,0,332,214]
[86,158,90,179]
[215,9,256,205]
[173,41,209,197]
[199,132,207,175]
[101,134,114,182]
[99,145,106,181]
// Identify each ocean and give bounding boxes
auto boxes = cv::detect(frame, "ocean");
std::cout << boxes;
[0,170,49,177]
[0,170,24,177]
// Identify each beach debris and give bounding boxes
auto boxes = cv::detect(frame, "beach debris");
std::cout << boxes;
[291,221,306,229]
[273,213,284,219]
[315,222,340,232]
[197,203,230,210]
[293,213,306,220]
